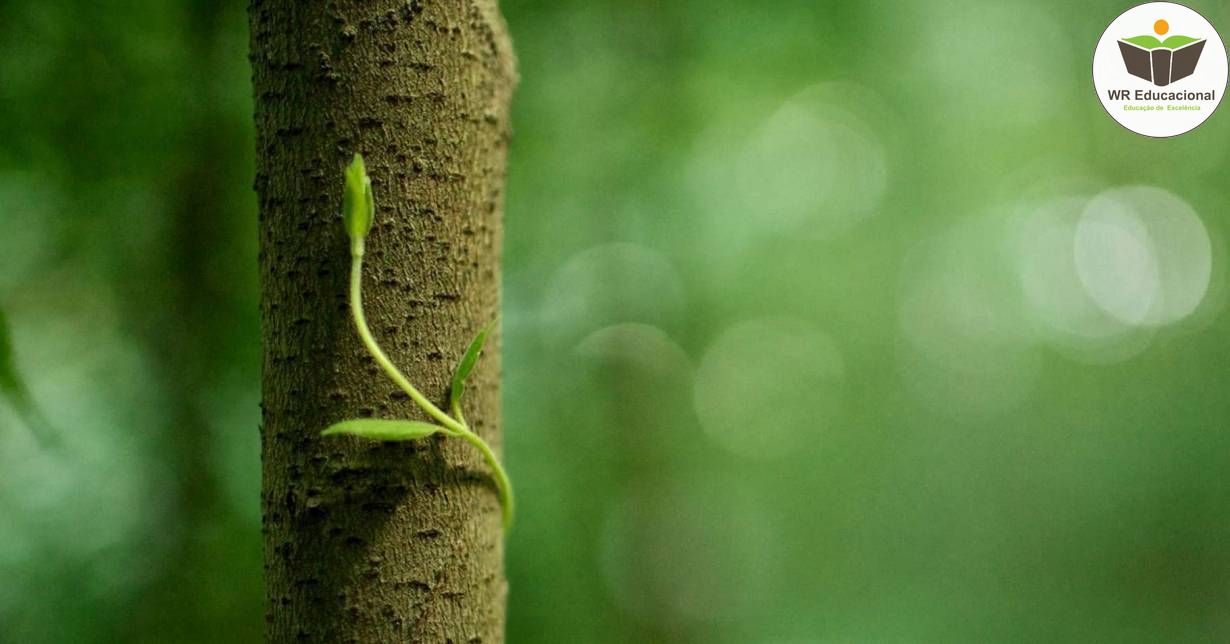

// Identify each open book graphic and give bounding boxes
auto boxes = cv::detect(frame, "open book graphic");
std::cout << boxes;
[1118,35,1206,86]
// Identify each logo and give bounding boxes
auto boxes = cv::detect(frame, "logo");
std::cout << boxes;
[1094,3,1227,137]
[1118,19,1205,86]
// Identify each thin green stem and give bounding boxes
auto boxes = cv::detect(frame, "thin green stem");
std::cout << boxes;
[350,245,513,528]
[456,427,514,529]
[350,249,465,435]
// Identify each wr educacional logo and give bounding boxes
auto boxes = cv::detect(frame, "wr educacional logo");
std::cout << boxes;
[1117,18,1205,86]
[1093,2,1227,138]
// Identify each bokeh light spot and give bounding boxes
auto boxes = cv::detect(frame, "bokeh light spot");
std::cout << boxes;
[1013,197,1155,363]
[694,317,844,460]
[735,85,887,237]
[1075,186,1211,327]
[575,323,691,377]
[540,243,685,346]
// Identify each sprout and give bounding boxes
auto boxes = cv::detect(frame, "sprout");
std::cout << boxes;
[342,153,374,249]
[324,154,513,530]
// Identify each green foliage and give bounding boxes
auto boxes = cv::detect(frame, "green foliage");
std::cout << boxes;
[321,418,446,441]
[450,324,490,409]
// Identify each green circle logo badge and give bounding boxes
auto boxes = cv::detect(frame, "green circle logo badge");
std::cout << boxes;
[1094,2,1227,137]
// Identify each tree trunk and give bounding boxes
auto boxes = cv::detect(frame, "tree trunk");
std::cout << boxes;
[249,1,515,641]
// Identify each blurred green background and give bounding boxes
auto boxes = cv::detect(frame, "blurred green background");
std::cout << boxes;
[2,0,1229,642]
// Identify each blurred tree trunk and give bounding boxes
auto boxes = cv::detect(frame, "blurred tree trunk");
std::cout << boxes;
[120,1,261,640]
[249,1,515,641]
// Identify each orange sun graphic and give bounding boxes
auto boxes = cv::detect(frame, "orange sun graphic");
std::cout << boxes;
[1154,19,1169,35]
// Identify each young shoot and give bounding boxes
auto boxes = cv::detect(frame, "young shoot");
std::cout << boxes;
[322,153,513,530]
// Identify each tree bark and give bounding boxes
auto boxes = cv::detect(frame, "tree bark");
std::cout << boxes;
[249,1,515,641]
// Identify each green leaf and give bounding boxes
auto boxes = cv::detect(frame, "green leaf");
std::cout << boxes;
[449,324,491,407]
[342,153,373,242]
[320,418,445,442]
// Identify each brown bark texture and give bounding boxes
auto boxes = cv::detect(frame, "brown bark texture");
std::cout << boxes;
[249,1,515,641]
